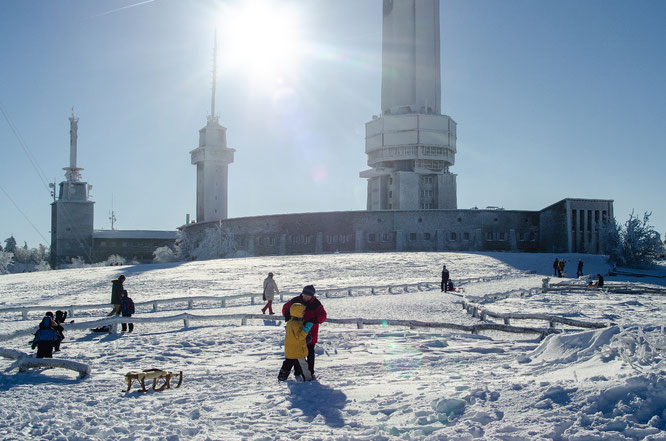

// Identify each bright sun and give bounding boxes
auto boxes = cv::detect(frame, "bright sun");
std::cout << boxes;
[218,0,305,86]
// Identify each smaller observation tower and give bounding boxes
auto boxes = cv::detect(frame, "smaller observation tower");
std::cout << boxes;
[190,33,236,223]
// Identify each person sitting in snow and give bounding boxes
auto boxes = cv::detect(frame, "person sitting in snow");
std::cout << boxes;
[31,313,59,358]
[120,289,135,332]
[278,303,314,382]
[447,279,455,292]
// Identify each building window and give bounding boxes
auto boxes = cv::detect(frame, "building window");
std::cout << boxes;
[464,232,470,240]
[388,191,392,198]
[424,233,431,240]
[450,232,456,241]
[388,177,393,185]
[100,241,107,247]
[409,233,417,241]
[518,232,524,241]
[530,232,536,241]
[122,242,128,247]
[499,232,505,241]
[486,232,493,241]
[382,233,389,242]
[368,233,376,242]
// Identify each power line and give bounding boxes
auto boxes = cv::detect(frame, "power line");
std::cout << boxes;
[0,100,51,190]
[0,183,50,246]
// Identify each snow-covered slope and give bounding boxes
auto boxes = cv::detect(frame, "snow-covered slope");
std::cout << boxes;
[1,252,665,440]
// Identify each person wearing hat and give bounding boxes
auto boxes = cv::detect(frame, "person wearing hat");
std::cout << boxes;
[261,272,280,315]
[278,303,314,381]
[107,274,126,316]
[282,284,327,377]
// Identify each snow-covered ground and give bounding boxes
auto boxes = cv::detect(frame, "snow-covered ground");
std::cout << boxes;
[1,252,666,440]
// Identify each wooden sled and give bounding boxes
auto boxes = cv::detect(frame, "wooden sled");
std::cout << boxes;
[124,368,183,393]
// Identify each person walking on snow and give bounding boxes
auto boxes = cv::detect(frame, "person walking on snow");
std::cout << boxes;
[282,285,326,377]
[577,259,584,277]
[108,274,126,316]
[262,272,280,315]
[553,258,559,277]
[441,265,450,292]
[278,303,314,382]
[120,289,135,332]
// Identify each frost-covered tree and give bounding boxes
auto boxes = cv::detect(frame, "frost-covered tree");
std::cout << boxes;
[0,251,14,275]
[104,255,126,266]
[603,211,663,267]
[178,223,237,261]
[153,246,178,263]
[4,236,17,254]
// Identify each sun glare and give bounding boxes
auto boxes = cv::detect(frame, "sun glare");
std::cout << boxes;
[219,0,305,87]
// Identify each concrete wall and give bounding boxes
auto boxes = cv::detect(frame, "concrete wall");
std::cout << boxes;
[182,207,547,257]
[51,200,94,265]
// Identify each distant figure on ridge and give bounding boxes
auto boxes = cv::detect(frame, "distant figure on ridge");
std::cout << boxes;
[557,259,565,278]
[577,259,584,277]
[441,265,450,292]
[553,258,559,277]
[108,274,126,316]
[262,272,280,315]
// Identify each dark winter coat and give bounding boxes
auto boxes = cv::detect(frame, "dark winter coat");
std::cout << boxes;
[120,296,135,317]
[282,295,327,345]
[111,279,124,305]
[441,269,450,282]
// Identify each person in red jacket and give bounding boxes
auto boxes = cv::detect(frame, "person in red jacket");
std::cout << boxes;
[282,285,327,377]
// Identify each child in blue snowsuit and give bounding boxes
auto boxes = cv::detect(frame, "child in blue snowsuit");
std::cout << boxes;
[120,290,135,332]
[32,314,59,358]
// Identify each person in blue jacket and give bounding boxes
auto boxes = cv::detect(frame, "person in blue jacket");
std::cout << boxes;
[32,314,59,358]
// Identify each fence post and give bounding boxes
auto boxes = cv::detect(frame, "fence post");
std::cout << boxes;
[280,293,283,302]
[251,296,255,305]
[68,308,74,318]
[472,307,477,318]
[111,323,118,334]
[187,300,193,309]
[153,302,158,312]
[371,287,376,295]
[241,317,247,326]
[504,318,511,325]
[404,285,409,293]
[549,321,555,328]
[388,286,393,294]
[183,318,190,328]
[220,299,226,308]
[480,311,486,321]
[357,321,364,329]
[22,310,28,320]
[348,289,353,296]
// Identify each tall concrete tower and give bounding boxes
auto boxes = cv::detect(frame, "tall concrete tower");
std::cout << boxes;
[50,109,94,267]
[360,0,457,210]
[190,34,235,223]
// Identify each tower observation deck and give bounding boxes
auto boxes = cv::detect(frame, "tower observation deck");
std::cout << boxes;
[360,0,457,210]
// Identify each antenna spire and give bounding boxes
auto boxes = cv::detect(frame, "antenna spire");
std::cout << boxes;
[209,29,218,121]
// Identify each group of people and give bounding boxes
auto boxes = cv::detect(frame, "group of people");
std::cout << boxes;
[107,274,135,332]
[261,273,327,381]
[31,310,67,358]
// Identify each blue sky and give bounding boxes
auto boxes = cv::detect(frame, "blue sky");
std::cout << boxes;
[1,0,664,249]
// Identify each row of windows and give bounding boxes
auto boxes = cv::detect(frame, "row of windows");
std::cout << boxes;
[97,240,163,248]
[414,159,447,171]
